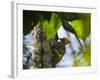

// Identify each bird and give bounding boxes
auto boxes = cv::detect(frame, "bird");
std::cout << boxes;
[32,24,70,68]
[62,19,82,48]
[31,21,73,68]
[49,34,70,67]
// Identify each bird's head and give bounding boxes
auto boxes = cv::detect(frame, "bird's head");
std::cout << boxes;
[58,38,70,45]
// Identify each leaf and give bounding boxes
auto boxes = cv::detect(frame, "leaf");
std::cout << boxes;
[71,20,84,39]
[73,45,91,66]
[83,45,91,65]
[71,14,90,40]
[43,13,61,40]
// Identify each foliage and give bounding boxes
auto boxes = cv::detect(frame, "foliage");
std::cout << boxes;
[83,45,91,65]
[71,14,90,40]
[71,20,84,39]
[73,45,91,66]
[43,13,61,40]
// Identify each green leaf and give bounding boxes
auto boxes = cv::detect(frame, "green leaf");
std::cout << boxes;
[71,14,90,40]
[43,13,61,40]
[71,20,84,39]
[83,45,91,65]
[73,45,91,67]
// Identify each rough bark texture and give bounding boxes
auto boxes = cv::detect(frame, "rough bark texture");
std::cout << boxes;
[32,24,70,68]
